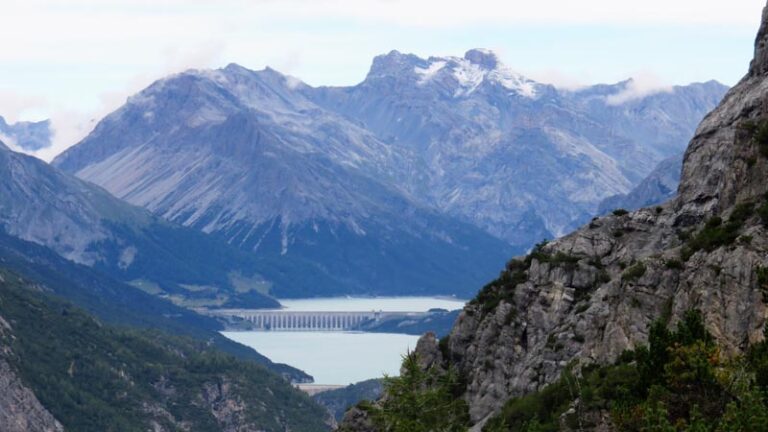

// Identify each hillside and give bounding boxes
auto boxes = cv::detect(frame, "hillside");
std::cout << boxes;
[0,270,328,431]
[0,230,310,381]
[0,140,279,308]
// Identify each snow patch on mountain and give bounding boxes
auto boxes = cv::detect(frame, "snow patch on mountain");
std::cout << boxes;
[414,61,447,84]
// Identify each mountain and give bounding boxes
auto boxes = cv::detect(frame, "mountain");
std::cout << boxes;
[304,50,727,245]
[597,153,683,214]
[0,140,280,308]
[52,54,725,298]
[341,3,768,430]
[0,116,51,151]
[52,65,516,299]
[0,270,328,431]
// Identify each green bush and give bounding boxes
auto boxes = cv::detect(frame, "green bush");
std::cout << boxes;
[758,202,768,227]
[367,352,470,432]
[665,259,684,270]
[613,209,630,216]
[681,214,745,261]
[484,310,768,432]
[622,263,647,282]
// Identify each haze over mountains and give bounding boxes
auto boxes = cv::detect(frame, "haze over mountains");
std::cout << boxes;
[50,48,727,300]
[0,116,51,152]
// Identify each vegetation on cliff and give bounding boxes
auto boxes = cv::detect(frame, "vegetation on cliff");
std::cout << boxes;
[352,352,470,432]
[483,310,768,431]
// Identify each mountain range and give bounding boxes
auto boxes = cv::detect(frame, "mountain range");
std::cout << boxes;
[50,50,727,299]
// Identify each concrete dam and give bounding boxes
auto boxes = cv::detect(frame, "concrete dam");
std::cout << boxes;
[205,309,431,331]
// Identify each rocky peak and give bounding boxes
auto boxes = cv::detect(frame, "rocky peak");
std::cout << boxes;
[751,3,768,77]
[222,62,250,75]
[464,48,500,70]
[676,0,768,218]
[366,50,425,79]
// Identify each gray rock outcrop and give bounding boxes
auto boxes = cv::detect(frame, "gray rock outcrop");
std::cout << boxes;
[0,317,63,432]
[342,2,768,429]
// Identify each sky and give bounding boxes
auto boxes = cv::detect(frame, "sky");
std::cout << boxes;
[0,0,765,161]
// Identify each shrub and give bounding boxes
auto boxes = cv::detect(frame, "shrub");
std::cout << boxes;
[484,309,768,432]
[613,209,629,216]
[368,352,470,432]
[622,263,647,282]
[741,118,768,157]
[757,267,768,301]
[758,202,768,227]
[681,213,746,261]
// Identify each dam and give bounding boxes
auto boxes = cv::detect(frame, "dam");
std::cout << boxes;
[205,309,430,331]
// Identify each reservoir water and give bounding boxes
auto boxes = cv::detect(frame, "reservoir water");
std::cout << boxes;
[221,296,466,385]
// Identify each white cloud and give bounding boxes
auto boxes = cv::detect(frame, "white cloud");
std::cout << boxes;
[0,90,49,124]
[604,73,674,105]
[0,132,20,152]
[21,0,758,26]
[238,0,763,27]
[0,0,760,161]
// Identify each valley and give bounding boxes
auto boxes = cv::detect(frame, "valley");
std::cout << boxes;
[0,1,760,431]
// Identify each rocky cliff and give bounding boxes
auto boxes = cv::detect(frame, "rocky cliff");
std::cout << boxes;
[0,312,63,432]
[342,3,768,430]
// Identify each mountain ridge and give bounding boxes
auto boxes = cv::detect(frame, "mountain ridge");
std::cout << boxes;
[52,51,727,299]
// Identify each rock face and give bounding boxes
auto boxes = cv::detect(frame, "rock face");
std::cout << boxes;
[342,2,768,429]
[52,52,725,297]
[0,360,63,432]
[0,319,63,432]
[598,153,683,214]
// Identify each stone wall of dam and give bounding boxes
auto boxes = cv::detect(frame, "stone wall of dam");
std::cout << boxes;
[205,309,430,331]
